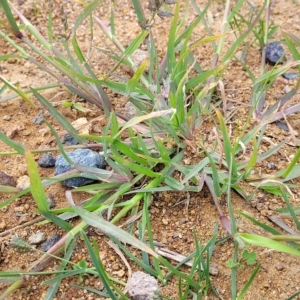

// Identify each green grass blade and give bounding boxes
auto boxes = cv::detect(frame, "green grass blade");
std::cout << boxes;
[73,206,158,257]
[81,232,124,299]
[44,240,76,300]
[0,75,34,105]
[30,88,85,144]
[239,233,300,256]
[0,131,25,154]
[1,0,22,37]
[25,149,49,211]
[280,186,300,231]
[39,210,73,232]
[236,264,261,300]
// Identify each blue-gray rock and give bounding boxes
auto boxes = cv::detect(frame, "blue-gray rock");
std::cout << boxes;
[55,148,106,187]
[32,111,44,125]
[38,153,56,168]
[62,133,79,145]
[265,42,284,65]
[282,73,299,80]
[41,234,61,252]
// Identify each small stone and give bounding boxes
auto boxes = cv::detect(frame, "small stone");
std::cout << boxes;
[173,232,182,238]
[125,102,138,119]
[0,221,6,230]
[38,153,56,168]
[62,133,79,146]
[6,126,19,138]
[267,162,276,170]
[209,263,219,276]
[283,85,292,94]
[127,271,159,300]
[3,115,11,121]
[276,263,285,271]
[28,231,46,245]
[33,111,44,125]
[14,206,24,213]
[0,171,17,187]
[55,148,106,187]
[16,175,30,189]
[162,219,168,225]
[265,42,284,65]
[47,194,56,209]
[41,234,61,252]
[282,73,299,80]
[71,117,91,134]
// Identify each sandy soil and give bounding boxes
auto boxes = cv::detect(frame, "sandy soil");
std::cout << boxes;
[1,0,300,299]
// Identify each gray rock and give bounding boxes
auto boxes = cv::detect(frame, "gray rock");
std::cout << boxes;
[38,153,56,168]
[265,42,284,65]
[0,171,16,187]
[62,133,79,146]
[28,231,46,245]
[55,148,106,187]
[41,234,61,252]
[33,111,44,125]
[125,102,138,119]
[127,271,160,300]
[47,193,56,209]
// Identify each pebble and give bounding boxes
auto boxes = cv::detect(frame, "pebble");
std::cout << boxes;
[265,42,285,65]
[0,171,17,187]
[33,111,44,125]
[127,271,159,300]
[162,218,168,225]
[14,206,25,213]
[282,73,299,80]
[28,231,46,245]
[55,148,106,187]
[41,234,61,252]
[209,263,219,276]
[62,133,79,146]
[267,162,276,170]
[283,85,292,94]
[6,126,19,139]
[47,194,56,208]
[38,152,56,168]
[275,121,289,131]
[275,262,284,271]
[0,221,6,230]
[3,115,11,121]
[16,175,30,189]
[125,102,138,119]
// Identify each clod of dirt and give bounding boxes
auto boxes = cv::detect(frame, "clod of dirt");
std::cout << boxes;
[55,148,106,187]
[0,171,17,187]
[32,111,44,125]
[127,271,160,300]
[62,133,79,146]
[41,234,61,252]
[38,152,56,168]
[265,42,285,65]
[28,231,46,245]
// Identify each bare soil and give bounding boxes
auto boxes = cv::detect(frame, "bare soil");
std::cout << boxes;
[1,0,300,299]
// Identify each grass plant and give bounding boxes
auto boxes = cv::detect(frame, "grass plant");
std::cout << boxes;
[1,0,300,299]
